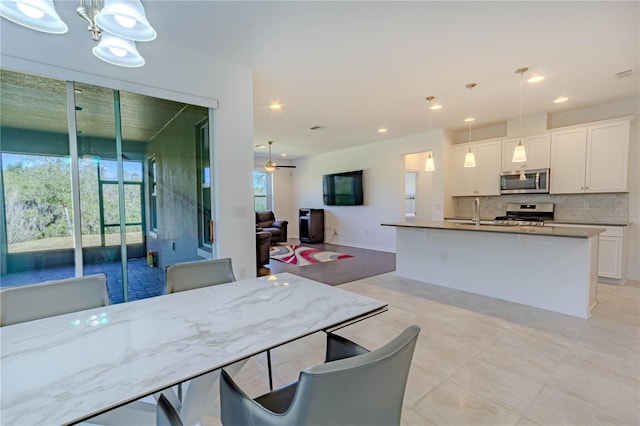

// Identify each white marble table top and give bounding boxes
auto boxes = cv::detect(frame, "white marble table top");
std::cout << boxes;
[0,273,386,425]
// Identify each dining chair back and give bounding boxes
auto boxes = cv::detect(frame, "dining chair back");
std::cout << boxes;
[220,324,421,426]
[161,257,244,425]
[166,258,236,294]
[156,394,183,426]
[0,274,109,327]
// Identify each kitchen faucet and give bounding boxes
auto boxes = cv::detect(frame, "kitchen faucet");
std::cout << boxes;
[472,197,480,227]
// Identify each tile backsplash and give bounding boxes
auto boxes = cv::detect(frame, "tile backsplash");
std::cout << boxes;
[454,193,630,224]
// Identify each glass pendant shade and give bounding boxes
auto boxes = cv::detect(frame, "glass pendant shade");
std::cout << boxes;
[464,149,476,168]
[93,33,145,67]
[512,141,527,162]
[424,153,435,171]
[95,0,156,41]
[0,0,68,33]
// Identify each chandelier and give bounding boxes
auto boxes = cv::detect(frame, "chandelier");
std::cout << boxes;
[0,0,156,67]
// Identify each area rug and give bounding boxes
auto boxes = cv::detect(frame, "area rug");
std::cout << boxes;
[270,245,353,266]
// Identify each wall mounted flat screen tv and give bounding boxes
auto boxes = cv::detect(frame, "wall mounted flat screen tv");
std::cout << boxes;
[323,170,364,206]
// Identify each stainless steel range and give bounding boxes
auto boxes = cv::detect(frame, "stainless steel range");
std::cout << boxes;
[493,203,554,226]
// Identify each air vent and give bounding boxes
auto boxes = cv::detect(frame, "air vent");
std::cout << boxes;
[309,125,326,131]
[614,69,633,79]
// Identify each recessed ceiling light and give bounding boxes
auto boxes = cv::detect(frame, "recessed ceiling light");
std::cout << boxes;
[554,96,568,104]
[464,117,475,123]
[377,128,387,133]
[528,74,545,83]
[280,153,287,157]
[254,144,267,149]
[269,103,282,110]
[430,104,443,110]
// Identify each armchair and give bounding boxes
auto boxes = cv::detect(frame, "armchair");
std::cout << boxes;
[255,211,288,243]
[256,231,272,270]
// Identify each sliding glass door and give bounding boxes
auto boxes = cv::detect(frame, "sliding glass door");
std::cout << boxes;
[1,69,214,303]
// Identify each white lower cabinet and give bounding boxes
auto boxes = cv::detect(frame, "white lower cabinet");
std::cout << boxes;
[547,223,627,284]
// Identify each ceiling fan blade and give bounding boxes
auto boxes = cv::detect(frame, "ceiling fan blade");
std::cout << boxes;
[276,165,297,169]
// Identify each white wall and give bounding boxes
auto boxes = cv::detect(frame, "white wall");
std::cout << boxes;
[1,26,257,279]
[293,130,448,252]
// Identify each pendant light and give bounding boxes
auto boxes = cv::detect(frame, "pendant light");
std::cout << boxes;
[424,96,436,172]
[463,83,477,168]
[264,140,277,172]
[512,67,528,163]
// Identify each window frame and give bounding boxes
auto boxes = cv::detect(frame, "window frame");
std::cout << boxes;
[253,169,273,212]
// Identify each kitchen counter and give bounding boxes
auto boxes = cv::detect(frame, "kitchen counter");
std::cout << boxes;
[383,221,601,318]
[445,217,629,227]
[383,221,604,238]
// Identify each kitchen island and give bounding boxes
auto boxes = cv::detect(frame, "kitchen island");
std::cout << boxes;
[381,221,604,318]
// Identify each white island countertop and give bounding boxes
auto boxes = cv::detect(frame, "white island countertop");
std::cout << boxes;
[382,221,604,238]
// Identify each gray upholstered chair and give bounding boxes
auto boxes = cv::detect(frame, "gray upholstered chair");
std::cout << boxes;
[166,258,236,294]
[0,274,110,327]
[219,324,421,426]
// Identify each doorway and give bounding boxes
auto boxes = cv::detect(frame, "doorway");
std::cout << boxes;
[403,151,434,222]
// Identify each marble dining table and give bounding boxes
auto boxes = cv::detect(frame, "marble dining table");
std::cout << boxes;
[0,272,387,425]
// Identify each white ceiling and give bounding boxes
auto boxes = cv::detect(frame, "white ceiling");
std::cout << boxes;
[4,1,640,160]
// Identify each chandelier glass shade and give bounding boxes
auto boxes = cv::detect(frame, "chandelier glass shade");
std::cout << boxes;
[95,0,156,41]
[0,0,68,33]
[93,33,144,67]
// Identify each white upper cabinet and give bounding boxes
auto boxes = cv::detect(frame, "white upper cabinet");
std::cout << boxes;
[550,128,588,193]
[501,134,551,172]
[452,140,501,196]
[586,120,630,193]
[550,119,630,194]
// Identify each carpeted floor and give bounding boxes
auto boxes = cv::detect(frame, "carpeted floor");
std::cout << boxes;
[262,239,396,286]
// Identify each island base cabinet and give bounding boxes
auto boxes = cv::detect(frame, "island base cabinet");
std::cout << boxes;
[393,226,597,318]
[548,224,627,285]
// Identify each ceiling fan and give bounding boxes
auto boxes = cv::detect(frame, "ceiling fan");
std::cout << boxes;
[264,140,296,171]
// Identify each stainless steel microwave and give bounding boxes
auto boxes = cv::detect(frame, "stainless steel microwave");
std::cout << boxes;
[500,168,550,194]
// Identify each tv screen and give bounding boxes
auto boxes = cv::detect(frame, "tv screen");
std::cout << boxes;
[323,170,363,206]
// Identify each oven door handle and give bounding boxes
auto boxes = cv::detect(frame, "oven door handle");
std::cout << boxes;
[535,172,540,189]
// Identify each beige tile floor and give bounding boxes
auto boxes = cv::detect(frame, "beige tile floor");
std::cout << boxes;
[225,273,639,426]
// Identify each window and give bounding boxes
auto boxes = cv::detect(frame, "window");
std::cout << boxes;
[148,156,157,233]
[253,170,272,212]
[197,121,211,249]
